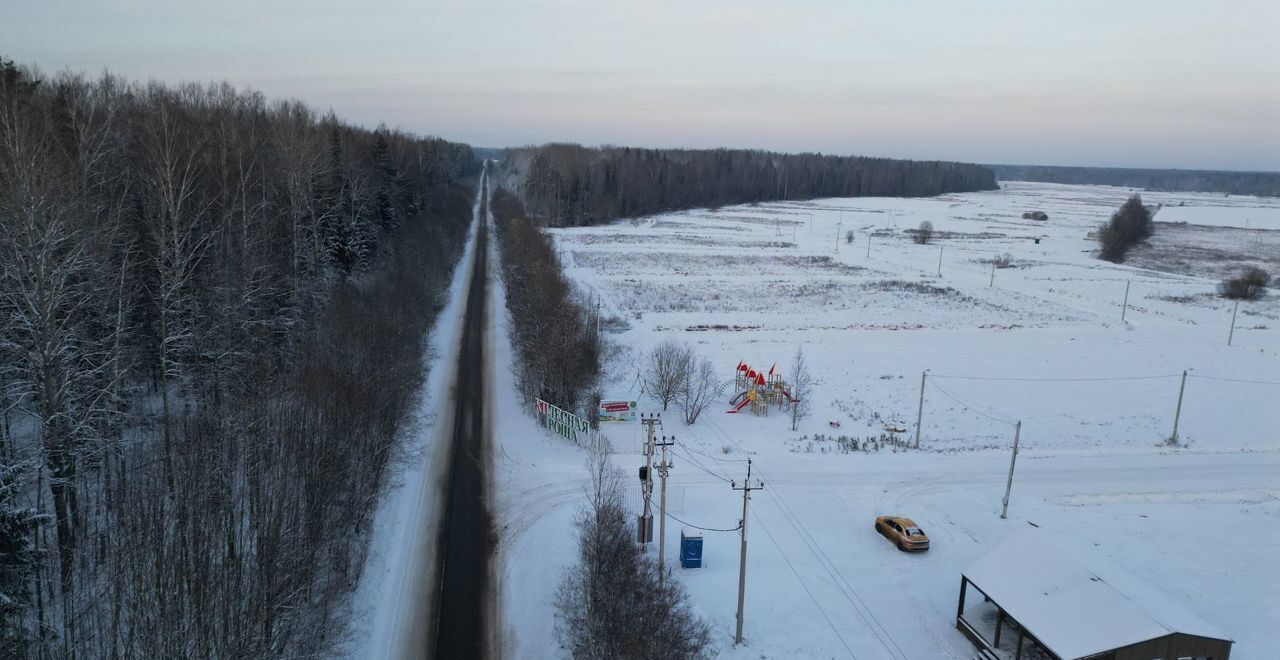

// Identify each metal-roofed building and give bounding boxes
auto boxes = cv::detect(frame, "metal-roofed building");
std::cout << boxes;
[956,530,1232,660]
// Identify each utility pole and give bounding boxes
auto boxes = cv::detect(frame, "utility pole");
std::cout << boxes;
[1171,370,1188,445]
[1000,421,1022,519]
[914,370,928,449]
[655,434,675,590]
[1121,280,1131,322]
[866,234,872,259]
[937,246,943,277]
[1228,299,1240,346]
[989,260,996,287]
[835,222,842,253]
[639,414,659,547]
[595,298,602,344]
[732,459,763,645]
[808,213,813,233]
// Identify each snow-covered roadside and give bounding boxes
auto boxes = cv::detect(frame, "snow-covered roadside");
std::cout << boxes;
[486,186,594,659]
[342,191,482,658]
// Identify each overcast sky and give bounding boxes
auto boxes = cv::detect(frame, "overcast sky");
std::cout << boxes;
[5,0,1278,170]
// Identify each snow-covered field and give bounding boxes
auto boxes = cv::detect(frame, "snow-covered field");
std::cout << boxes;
[495,182,1279,659]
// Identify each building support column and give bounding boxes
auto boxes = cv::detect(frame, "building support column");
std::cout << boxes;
[994,608,1003,647]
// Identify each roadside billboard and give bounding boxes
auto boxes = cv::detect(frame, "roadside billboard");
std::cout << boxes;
[598,398,638,423]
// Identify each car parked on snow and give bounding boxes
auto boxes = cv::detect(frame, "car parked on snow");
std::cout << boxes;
[875,515,930,552]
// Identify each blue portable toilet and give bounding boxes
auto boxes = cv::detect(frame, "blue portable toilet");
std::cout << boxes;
[680,528,703,569]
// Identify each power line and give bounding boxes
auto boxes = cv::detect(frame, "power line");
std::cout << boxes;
[749,506,859,659]
[1189,374,1280,386]
[931,373,1181,383]
[650,500,741,533]
[927,380,1018,426]
[755,468,908,660]
[670,446,733,483]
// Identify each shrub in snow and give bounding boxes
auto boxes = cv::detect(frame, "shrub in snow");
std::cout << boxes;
[1096,194,1153,262]
[912,221,934,244]
[1218,266,1270,300]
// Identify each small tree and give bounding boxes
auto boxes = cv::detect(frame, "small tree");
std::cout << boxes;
[1219,266,1270,300]
[678,356,723,425]
[644,340,694,411]
[913,221,934,244]
[554,446,713,659]
[789,347,813,431]
[1097,194,1153,262]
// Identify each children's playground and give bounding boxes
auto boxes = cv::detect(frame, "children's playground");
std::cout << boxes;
[726,361,798,416]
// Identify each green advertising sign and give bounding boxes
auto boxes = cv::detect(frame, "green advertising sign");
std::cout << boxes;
[535,398,591,443]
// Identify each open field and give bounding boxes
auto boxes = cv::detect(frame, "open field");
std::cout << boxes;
[496,182,1279,659]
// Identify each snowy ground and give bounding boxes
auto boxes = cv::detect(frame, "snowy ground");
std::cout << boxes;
[494,182,1279,659]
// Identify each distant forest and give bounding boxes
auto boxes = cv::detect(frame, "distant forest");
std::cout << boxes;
[500,144,997,226]
[991,164,1280,197]
[0,59,476,656]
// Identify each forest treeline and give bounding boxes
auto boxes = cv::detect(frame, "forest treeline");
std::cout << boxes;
[491,188,600,413]
[0,59,477,657]
[991,164,1280,197]
[501,144,997,226]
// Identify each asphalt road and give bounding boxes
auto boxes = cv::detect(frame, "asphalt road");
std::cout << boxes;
[430,167,493,659]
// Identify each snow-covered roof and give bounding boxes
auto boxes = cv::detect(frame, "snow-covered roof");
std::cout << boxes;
[963,529,1230,660]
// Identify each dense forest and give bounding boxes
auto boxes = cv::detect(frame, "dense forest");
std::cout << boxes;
[500,144,997,226]
[991,164,1280,197]
[0,59,477,657]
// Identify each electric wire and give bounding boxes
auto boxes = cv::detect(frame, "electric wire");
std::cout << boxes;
[754,467,910,660]
[1188,374,1280,386]
[750,506,860,659]
[650,499,741,533]
[931,373,1181,383]
[669,445,733,483]
[927,379,1019,427]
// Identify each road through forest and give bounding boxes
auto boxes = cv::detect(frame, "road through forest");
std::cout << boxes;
[429,165,495,659]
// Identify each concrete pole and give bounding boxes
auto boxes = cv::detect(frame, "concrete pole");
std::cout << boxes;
[990,260,996,287]
[1228,299,1240,346]
[1171,370,1188,445]
[1122,280,1131,322]
[733,459,761,645]
[1000,421,1022,519]
[913,370,927,449]
[866,234,872,259]
[937,246,943,276]
[835,223,841,253]
[656,435,674,590]
[640,415,658,548]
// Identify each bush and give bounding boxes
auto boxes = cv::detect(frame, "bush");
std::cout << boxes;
[1097,194,1153,262]
[1022,211,1049,221]
[912,221,934,244]
[1219,266,1270,300]
[555,450,713,659]
[493,188,600,411]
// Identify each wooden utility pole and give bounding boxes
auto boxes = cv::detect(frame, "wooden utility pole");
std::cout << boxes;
[655,434,675,590]
[913,370,927,449]
[733,459,764,645]
[1000,421,1022,519]
[1171,370,1188,444]
[990,260,996,287]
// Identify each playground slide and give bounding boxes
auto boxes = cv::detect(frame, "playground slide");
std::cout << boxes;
[776,386,797,402]
[725,394,751,414]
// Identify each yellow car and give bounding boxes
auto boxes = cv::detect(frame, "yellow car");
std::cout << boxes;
[875,516,930,552]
